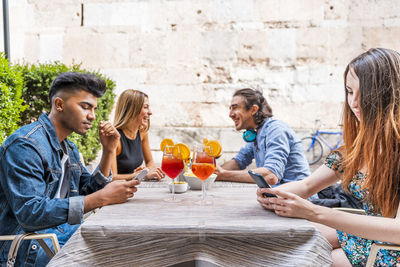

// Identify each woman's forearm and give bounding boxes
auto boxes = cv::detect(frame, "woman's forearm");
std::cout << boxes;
[309,205,400,244]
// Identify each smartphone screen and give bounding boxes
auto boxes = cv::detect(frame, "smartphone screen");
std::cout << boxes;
[135,169,149,181]
[248,170,277,198]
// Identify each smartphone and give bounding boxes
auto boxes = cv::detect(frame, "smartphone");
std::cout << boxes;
[135,169,149,181]
[248,170,277,198]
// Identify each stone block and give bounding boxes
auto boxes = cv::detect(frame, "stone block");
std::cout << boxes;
[362,27,400,51]
[85,2,149,26]
[291,84,344,103]
[325,27,363,65]
[200,31,238,62]
[217,128,244,152]
[268,29,296,66]
[23,33,40,63]
[101,68,148,95]
[207,0,255,23]
[10,0,30,5]
[232,22,265,31]
[155,1,217,29]
[63,29,130,68]
[263,67,296,88]
[128,33,167,67]
[140,84,209,106]
[32,1,81,28]
[324,0,350,21]
[237,30,270,63]
[308,65,340,85]
[213,85,237,103]
[39,33,63,63]
[10,33,26,62]
[151,101,231,128]
[383,18,400,27]
[196,63,235,84]
[273,101,343,130]
[296,27,331,63]
[164,31,202,64]
[10,2,34,28]
[295,65,345,90]
[231,66,269,83]
[348,0,400,24]
[255,0,324,23]
[145,65,204,85]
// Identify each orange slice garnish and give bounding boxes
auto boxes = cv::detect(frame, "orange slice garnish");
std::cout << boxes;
[205,140,222,157]
[172,143,191,160]
[160,138,174,152]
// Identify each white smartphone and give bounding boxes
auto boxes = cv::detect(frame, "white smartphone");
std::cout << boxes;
[135,169,149,181]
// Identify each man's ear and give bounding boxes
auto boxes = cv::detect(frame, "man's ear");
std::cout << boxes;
[251,104,259,115]
[54,97,64,112]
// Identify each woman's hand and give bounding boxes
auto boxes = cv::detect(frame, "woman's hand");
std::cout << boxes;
[145,167,165,181]
[257,188,318,220]
[133,166,165,181]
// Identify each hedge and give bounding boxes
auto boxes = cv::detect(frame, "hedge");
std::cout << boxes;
[0,54,27,144]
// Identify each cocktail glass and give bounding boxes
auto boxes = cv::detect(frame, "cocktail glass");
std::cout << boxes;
[191,144,215,205]
[161,145,184,202]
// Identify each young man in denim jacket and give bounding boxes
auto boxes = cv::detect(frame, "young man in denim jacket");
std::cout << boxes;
[215,88,310,186]
[0,72,140,267]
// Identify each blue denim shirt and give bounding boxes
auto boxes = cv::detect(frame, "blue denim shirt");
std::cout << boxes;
[0,113,111,267]
[234,118,310,186]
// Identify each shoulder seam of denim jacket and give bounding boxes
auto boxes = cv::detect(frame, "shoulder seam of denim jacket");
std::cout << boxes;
[26,124,42,138]
[0,135,45,164]
[23,136,49,170]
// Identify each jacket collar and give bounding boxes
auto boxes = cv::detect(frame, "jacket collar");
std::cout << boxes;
[38,113,68,153]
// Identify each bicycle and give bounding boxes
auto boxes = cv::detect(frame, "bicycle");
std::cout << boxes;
[301,121,343,165]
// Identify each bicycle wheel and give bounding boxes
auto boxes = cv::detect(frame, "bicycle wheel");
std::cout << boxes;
[301,136,323,165]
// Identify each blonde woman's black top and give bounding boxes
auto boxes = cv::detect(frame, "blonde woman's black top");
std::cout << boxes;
[116,129,144,174]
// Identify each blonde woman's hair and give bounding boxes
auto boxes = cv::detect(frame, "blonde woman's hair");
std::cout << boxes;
[114,89,150,132]
[342,48,400,217]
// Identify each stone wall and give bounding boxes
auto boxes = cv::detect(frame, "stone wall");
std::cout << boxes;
[3,0,400,164]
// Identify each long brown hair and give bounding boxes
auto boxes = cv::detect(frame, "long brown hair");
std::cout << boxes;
[342,48,400,217]
[113,89,150,132]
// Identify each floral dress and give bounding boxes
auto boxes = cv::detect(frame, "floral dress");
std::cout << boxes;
[324,151,400,267]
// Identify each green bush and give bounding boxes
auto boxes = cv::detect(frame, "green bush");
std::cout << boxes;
[17,62,116,164]
[0,54,27,144]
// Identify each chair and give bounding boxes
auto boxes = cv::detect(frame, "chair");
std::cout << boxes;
[0,233,60,266]
[334,207,400,267]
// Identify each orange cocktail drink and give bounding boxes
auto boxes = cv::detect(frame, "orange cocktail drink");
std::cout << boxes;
[191,145,216,205]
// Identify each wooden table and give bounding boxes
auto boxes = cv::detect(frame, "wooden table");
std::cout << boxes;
[48,181,332,266]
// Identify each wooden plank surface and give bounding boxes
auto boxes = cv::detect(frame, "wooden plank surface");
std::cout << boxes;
[48,182,332,267]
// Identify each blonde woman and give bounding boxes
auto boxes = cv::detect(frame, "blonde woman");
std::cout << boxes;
[257,48,400,266]
[112,89,164,181]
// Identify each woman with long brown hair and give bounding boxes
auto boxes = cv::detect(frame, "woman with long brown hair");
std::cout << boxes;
[111,89,164,181]
[257,48,400,266]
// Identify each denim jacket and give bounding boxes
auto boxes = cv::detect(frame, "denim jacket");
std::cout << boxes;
[0,113,111,266]
[234,117,310,186]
